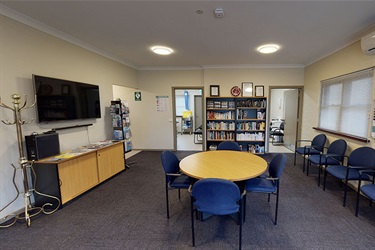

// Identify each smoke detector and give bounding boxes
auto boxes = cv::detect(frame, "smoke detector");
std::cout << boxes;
[214,8,224,18]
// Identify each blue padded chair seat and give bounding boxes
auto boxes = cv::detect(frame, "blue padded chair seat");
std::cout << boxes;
[361,184,375,200]
[309,154,341,165]
[295,146,321,155]
[170,175,191,189]
[246,178,276,193]
[326,165,372,181]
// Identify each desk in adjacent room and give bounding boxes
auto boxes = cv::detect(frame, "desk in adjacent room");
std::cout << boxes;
[179,150,267,181]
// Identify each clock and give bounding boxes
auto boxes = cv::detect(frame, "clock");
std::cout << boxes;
[230,86,241,97]
[39,84,53,95]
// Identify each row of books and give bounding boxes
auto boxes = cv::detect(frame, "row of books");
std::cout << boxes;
[207,101,236,109]
[207,111,235,120]
[236,132,264,141]
[237,100,267,108]
[207,121,235,130]
[236,121,260,131]
[207,131,235,140]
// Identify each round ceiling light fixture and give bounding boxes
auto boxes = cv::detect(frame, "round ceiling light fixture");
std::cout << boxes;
[151,46,173,55]
[257,44,280,54]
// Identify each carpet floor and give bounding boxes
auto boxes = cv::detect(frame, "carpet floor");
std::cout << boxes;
[0,151,374,249]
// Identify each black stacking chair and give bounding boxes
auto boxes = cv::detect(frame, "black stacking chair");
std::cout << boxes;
[217,141,241,151]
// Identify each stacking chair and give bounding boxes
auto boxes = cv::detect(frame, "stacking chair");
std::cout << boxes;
[355,169,375,217]
[307,139,347,186]
[323,147,375,207]
[270,122,284,146]
[190,178,244,249]
[217,141,241,151]
[245,153,287,225]
[161,150,192,218]
[294,134,327,173]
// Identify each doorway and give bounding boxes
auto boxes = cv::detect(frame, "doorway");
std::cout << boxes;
[268,87,303,153]
[172,87,204,151]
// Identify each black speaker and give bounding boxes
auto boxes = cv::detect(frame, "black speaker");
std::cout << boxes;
[25,133,60,160]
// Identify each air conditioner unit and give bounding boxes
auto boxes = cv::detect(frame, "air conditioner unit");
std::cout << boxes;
[361,31,375,55]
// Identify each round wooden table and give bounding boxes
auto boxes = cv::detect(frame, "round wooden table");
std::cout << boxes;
[179,150,268,181]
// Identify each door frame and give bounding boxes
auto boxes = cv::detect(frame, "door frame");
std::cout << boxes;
[172,87,204,151]
[268,86,304,152]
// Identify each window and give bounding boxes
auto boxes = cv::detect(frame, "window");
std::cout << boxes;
[318,68,374,139]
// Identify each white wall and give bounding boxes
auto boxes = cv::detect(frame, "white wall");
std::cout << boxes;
[0,15,138,219]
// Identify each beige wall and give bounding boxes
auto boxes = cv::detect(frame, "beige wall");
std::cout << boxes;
[0,15,138,218]
[303,41,375,152]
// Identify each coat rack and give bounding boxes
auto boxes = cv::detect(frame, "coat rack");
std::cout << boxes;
[0,94,60,228]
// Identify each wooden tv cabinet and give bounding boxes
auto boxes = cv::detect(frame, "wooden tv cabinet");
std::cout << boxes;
[32,141,125,208]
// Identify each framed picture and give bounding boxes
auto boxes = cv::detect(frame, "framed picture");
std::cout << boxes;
[61,84,70,95]
[255,85,264,97]
[210,85,220,96]
[242,82,253,97]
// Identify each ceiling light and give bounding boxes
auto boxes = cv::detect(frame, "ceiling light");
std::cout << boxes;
[257,44,280,54]
[151,46,173,55]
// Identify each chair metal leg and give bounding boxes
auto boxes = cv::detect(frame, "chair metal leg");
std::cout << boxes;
[275,185,279,225]
[294,151,296,166]
[178,189,181,200]
[323,170,327,191]
[318,165,321,187]
[191,197,195,247]
[239,209,242,250]
[355,178,362,217]
[165,182,170,218]
[343,179,348,207]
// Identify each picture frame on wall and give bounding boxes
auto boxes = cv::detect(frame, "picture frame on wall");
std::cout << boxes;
[255,85,264,97]
[210,85,220,96]
[242,82,253,97]
[61,84,70,95]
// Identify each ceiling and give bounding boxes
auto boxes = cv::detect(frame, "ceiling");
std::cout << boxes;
[1,0,374,69]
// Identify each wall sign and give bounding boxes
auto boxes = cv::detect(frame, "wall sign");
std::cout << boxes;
[134,92,141,101]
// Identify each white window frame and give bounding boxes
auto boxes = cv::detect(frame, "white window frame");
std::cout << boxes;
[318,68,374,140]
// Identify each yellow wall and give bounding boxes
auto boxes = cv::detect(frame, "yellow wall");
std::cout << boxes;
[303,41,375,151]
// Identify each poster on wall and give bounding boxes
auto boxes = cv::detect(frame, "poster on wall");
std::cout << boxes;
[156,96,169,112]
[372,101,375,139]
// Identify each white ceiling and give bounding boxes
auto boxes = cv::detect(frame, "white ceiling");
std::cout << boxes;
[1,0,374,69]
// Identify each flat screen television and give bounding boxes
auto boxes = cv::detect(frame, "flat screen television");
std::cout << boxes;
[33,74,101,122]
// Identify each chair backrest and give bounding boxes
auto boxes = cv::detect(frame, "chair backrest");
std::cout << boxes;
[279,122,284,130]
[311,134,327,152]
[217,141,241,151]
[161,151,180,180]
[327,139,347,161]
[348,147,375,168]
[191,178,240,215]
[268,153,287,179]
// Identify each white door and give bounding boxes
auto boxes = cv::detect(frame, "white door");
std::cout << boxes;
[283,89,299,151]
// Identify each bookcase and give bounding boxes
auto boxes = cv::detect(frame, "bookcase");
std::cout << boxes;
[110,100,133,151]
[206,97,267,154]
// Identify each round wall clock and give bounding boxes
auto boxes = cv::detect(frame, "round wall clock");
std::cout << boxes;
[230,86,241,97]
[39,84,53,94]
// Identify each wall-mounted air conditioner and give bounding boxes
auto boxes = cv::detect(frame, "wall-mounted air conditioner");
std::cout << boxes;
[361,31,375,55]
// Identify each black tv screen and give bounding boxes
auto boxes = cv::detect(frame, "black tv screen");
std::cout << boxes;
[33,75,101,122]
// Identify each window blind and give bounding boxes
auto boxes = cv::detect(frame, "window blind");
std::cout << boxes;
[318,68,374,138]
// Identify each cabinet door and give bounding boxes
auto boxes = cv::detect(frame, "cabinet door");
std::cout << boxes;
[97,142,125,182]
[58,152,99,204]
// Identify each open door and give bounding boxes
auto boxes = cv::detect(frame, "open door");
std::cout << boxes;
[283,89,299,151]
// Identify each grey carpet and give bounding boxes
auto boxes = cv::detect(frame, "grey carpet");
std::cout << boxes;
[0,152,374,249]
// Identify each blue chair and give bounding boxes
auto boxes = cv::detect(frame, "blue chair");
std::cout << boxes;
[307,139,347,186]
[294,134,327,173]
[217,141,241,151]
[161,150,192,218]
[245,153,287,225]
[355,169,375,217]
[190,178,244,249]
[324,147,375,207]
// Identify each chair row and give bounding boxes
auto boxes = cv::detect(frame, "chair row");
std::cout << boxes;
[161,149,287,249]
[294,134,375,216]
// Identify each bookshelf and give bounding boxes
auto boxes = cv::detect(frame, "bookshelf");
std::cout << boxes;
[206,97,267,154]
[110,100,133,152]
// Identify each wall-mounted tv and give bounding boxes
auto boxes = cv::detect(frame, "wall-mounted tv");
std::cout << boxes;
[33,75,101,122]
